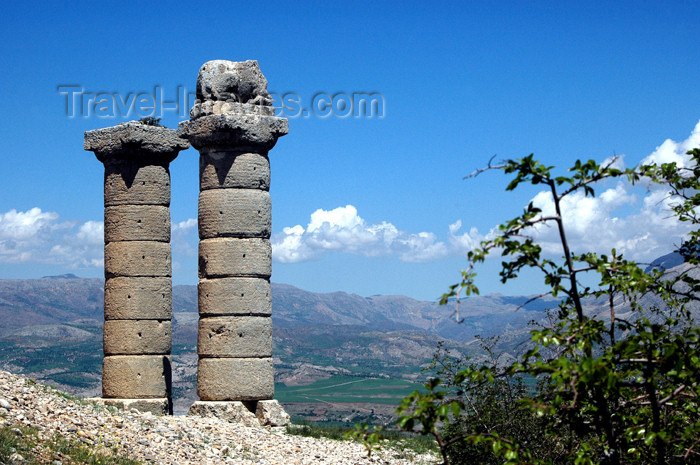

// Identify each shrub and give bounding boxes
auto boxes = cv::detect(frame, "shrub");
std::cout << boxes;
[394,149,700,464]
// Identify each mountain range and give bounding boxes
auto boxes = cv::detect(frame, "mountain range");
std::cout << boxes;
[0,274,555,412]
[0,256,695,418]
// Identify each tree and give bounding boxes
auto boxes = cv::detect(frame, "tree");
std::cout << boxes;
[395,149,700,464]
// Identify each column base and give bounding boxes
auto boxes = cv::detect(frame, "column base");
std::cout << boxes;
[188,399,290,426]
[87,397,172,415]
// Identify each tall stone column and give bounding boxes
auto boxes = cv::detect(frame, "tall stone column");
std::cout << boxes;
[85,122,189,415]
[179,60,290,425]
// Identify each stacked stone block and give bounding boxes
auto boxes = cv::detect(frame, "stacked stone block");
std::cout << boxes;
[179,61,288,420]
[85,122,189,415]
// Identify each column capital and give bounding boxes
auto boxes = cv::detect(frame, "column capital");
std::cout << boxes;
[178,60,287,152]
[84,122,189,163]
[178,112,288,152]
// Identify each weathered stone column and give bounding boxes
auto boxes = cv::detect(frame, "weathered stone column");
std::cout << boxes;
[85,122,189,415]
[179,60,290,426]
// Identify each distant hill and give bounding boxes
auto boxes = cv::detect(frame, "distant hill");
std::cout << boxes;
[644,251,685,273]
[0,276,557,342]
[270,282,557,343]
[41,273,81,279]
[0,277,103,337]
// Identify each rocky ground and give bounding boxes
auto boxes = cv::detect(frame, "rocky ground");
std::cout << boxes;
[0,370,436,464]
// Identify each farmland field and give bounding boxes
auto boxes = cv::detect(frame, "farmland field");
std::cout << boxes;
[275,376,422,404]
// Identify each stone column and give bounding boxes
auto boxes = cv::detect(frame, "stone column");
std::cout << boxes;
[85,122,189,415]
[179,60,290,426]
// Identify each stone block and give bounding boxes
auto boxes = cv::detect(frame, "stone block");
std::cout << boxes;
[199,238,270,278]
[178,113,288,152]
[187,401,259,426]
[198,189,271,239]
[197,357,273,401]
[198,316,271,357]
[104,277,172,320]
[103,320,171,355]
[104,164,171,207]
[102,355,171,399]
[105,241,171,278]
[256,400,291,426]
[200,152,270,191]
[84,122,189,159]
[198,277,271,316]
[194,60,271,106]
[190,100,275,119]
[105,205,170,242]
[88,397,171,415]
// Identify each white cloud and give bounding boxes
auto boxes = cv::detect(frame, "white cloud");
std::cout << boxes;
[642,120,700,168]
[525,181,690,261]
[272,120,700,266]
[171,218,198,257]
[601,155,627,170]
[448,220,484,254]
[172,218,197,233]
[307,206,363,233]
[272,205,457,263]
[0,208,61,241]
[270,174,685,266]
[0,208,103,268]
[529,181,637,251]
[523,120,700,261]
[76,221,104,245]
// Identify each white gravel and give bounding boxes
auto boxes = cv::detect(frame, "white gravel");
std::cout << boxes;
[0,370,436,464]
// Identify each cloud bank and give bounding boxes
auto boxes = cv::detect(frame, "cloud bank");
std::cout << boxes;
[641,120,700,168]
[0,208,103,267]
[271,205,483,263]
[525,119,700,261]
[273,120,700,264]
[1,120,698,271]
[0,211,199,270]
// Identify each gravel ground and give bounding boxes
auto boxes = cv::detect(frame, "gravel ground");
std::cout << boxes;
[0,371,436,464]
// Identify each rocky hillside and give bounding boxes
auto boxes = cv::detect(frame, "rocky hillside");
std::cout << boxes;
[0,275,103,337]
[0,370,434,464]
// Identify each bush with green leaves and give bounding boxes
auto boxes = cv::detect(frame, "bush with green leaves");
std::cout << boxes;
[394,148,700,464]
[138,116,163,126]
[419,339,568,465]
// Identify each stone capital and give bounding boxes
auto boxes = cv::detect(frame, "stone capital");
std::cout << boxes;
[84,122,189,163]
[178,113,288,152]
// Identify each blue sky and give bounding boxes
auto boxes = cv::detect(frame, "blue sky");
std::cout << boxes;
[0,1,699,301]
